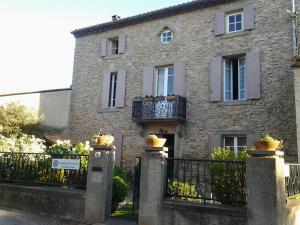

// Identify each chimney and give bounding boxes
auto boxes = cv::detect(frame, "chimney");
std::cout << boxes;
[112,15,121,21]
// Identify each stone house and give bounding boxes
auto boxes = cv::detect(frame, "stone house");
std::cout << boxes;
[69,0,299,170]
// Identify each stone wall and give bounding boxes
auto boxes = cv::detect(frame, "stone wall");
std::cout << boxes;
[0,184,85,222]
[69,0,298,170]
[162,201,247,225]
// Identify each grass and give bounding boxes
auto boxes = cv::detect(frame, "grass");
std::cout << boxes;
[287,194,300,200]
[111,200,135,220]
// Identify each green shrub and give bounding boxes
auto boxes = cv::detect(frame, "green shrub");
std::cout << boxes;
[113,165,128,183]
[111,176,128,213]
[0,102,43,137]
[167,181,201,202]
[46,140,72,156]
[209,147,248,205]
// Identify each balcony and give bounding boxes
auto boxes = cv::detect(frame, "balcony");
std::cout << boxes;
[132,95,186,123]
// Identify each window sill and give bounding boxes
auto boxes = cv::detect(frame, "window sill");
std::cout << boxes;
[97,108,120,113]
[216,99,255,106]
[219,30,250,39]
[102,54,123,60]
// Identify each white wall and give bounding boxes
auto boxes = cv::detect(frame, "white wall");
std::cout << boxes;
[0,89,71,129]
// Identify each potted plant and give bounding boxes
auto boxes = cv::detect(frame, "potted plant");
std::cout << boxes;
[144,95,154,102]
[92,130,114,147]
[253,135,283,151]
[145,134,166,147]
[166,94,177,101]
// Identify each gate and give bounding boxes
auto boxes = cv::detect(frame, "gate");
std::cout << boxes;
[132,157,141,219]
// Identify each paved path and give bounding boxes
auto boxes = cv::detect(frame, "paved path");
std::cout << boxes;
[0,206,137,225]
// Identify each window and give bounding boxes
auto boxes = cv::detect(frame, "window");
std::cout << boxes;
[161,30,173,44]
[155,66,174,96]
[226,12,243,33]
[108,72,118,107]
[224,56,246,101]
[223,136,246,152]
[108,38,119,55]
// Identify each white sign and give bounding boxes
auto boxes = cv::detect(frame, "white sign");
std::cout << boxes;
[51,159,80,170]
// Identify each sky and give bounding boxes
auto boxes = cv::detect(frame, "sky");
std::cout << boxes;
[0,0,188,94]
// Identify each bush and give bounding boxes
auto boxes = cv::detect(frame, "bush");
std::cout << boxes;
[167,181,201,202]
[209,147,248,205]
[111,176,128,213]
[113,165,128,183]
[0,102,43,137]
[46,140,72,155]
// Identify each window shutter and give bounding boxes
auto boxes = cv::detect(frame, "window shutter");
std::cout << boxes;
[246,133,260,149]
[174,63,185,96]
[243,6,255,30]
[101,39,107,57]
[246,51,261,99]
[101,72,110,108]
[215,12,225,36]
[210,135,221,156]
[118,34,126,54]
[116,70,126,108]
[143,66,154,96]
[114,134,123,167]
[210,56,222,101]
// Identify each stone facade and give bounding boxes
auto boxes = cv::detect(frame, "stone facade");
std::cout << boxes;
[69,0,298,170]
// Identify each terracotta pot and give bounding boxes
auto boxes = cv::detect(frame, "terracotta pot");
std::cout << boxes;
[94,135,114,146]
[146,138,167,147]
[253,140,281,151]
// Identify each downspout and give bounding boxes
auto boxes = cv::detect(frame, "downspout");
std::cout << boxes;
[291,0,298,56]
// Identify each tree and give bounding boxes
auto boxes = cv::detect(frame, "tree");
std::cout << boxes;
[0,102,43,137]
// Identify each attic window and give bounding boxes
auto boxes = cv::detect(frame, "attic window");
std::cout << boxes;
[161,30,173,44]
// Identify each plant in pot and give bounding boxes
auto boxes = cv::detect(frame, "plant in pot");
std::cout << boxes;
[253,135,283,151]
[92,130,114,147]
[144,95,154,102]
[166,94,177,101]
[145,134,166,147]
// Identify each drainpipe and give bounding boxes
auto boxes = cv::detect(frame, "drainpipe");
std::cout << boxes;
[291,0,298,56]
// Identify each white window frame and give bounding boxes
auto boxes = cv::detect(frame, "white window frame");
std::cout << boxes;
[223,136,246,153]
[108,38,119,55]
[155,66,174,96]
[108,72,118,108]
[226,12,243,33]
[223,56,246,101]
[160,30,173,44]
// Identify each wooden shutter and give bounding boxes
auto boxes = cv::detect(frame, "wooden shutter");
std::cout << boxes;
[209,135,221,156]
[215,12,225,36]
[114,134,123,167]
[174,63,185,96]
[101,72,110,108]
[118,34,126,54]
[101,39,107,57]
[143,66,154,96]
[210,56,222,101]
[243,6,255,30]
[246,51,261,99]
[116,70,126,108]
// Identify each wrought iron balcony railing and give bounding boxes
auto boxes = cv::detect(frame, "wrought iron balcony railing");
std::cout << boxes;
[132,95,186,123]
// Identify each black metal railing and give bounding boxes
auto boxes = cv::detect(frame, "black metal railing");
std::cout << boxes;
[132,96,186,122]
[286,164,300,197]
[165,158,246,206]
[0,152,88,189]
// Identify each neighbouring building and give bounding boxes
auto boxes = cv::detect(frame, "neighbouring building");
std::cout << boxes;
[69,0,299,170]
[0,88,71,129]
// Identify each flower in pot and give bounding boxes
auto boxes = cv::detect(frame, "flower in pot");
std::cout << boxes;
[92,130,114,147]
[166,94,177,101]
[253,135,283,151]
[144,95,154,102]
[145,134,166,148]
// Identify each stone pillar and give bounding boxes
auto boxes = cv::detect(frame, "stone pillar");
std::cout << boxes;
[138,147,168,225]
[84,146,114,224]
[246,150,286,225]
[292,61,300,163]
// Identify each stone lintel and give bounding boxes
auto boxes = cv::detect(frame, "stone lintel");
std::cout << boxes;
[246,150,284,157]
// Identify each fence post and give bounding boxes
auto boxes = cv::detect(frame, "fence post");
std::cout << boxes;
[138,147,168,225]
[84,146,114,224]
[246,150,286,225]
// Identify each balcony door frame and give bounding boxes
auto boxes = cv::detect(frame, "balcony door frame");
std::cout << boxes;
[155,65,174,96]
